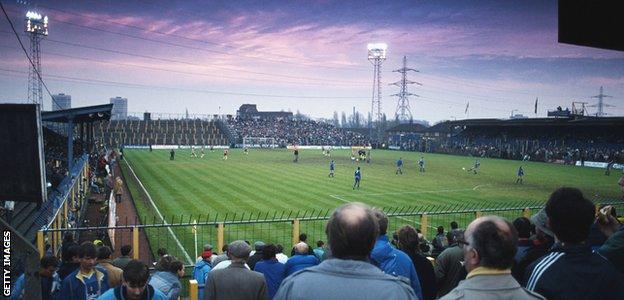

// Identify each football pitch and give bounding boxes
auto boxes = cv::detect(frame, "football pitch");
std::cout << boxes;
[120,148,621,264]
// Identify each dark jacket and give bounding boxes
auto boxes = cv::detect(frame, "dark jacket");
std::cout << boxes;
[247,252,263,270]
[598,225,624,273]
[405,250,436,300]
[511,237,552,282]
[524,244,624,300]
[58,262,80,281]
[204,261,267,300]
[371,235,423,300]
[434,244,466,297]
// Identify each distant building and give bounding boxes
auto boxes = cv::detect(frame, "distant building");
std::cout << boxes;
[110,97,128,120]
[52,93,71,110]
[236,104,293,120]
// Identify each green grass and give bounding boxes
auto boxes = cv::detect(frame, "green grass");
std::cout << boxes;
[120,148,622,265]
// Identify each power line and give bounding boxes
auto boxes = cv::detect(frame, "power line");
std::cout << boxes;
[0,44,369,87]
[0,67,368,99]
[16,5,370,72]
[0,0,61,109]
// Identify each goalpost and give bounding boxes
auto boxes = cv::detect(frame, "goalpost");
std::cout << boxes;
[242,136,278,148]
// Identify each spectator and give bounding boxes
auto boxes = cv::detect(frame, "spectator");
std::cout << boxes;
[59,242,110,299]
[98,260,168,300]
[10,255,60,300]
[274,203,416,300]
[204,240,267,300]
[254,243,286,300]
[275,244,288,264]
[291,233,314,256]
[284,242,319,276]
[112,245,133,269]
[247,241,265,270]
[397,225,436,300]
[61,233,78,261]
[193,244,213,300]
[97,246,123,288]
[114,177,123,203]
[441,216,544,299]
[149,256,183,300]
[3,200,14,224]
[524,187,624,299]
[58,244,81,280]
[446,221,460,246]
[432,226,448,257]
[370,209,423,300]
[513,217,532,263]
[434,229,466,297]
[313,240,325,260]
[597,205,624,273]
[511,208,554,282]
[211,244,228,267]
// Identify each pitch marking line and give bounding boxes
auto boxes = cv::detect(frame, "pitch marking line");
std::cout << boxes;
[329,184,490,199]
[124,160,194,265]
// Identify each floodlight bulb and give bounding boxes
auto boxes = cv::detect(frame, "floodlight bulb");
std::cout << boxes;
[26,11,42,20]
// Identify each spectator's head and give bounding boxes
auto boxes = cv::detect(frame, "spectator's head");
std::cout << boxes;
[96,245,113,260]
[63,244,80,263]
[316,240,324,248]
[530,208,554,239]
[254,241,265,252]
[157,248,168,258]
[222,244,228,253]
[450,221,458,230]
[397,225,419,253]
[546,187,595,244]
[78,242,98,271]
[326,203,379,260]
[63,232,74,244]
[463,216,518,273]
[513,217,532,239]
[166,259,184,278]
[276,244,284,254]
[372,209,389,235]
[120,245,132,257]
[437,226,444,235]
[155,255,173,272]
[40,256,58,278]
[202,244,213,260]
[294,242,309,255]
[122,260,150,300]
[262,244,277,260]
[228,240,252,263]
[299,233,308,242]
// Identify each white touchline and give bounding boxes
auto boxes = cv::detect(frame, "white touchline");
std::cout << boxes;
[124,160,194,265]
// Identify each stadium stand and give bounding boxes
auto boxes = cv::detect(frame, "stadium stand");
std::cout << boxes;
[230,118,369,146]
[95,119,229,146]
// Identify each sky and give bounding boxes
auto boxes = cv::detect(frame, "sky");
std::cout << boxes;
[1,0,623,123]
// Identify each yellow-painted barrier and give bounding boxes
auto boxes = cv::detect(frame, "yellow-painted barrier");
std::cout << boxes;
[217,223,224,254]
[292,218,300,247]
[37,231,45,258]
[188,279,198,300]
[420,214,428,238]
[133,227,139,259]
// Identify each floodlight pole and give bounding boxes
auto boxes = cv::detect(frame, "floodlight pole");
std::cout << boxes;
[25,11,48,108]
[368,43,387,144]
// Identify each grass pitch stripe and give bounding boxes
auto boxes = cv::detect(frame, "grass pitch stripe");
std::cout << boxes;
[123,158,194,265]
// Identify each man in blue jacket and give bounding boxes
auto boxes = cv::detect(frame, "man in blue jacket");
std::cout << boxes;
[285,242,319,276]
[59,242,110,300]
[371,209,423,300]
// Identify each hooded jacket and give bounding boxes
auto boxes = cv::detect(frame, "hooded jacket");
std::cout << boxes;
[371,235,423,300]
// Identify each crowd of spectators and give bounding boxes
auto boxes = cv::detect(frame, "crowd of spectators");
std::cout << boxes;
[428,128,624,165]
[230,118,369,146]
[9,187,624,300]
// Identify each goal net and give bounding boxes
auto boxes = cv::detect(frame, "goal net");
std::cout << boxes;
[242,136,278,148]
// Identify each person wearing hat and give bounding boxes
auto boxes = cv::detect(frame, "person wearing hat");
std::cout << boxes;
[193,244,213,300]
[204,240,267,300]
[511,208,554,282]
[247,241,265,270]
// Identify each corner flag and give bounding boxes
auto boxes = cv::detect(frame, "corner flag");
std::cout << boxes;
[465,101,469,114]
[534,98,538,114]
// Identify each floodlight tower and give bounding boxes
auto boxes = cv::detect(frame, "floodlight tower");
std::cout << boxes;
[25,10,48,107]
[391,56,421,123]
[367,43,387,140]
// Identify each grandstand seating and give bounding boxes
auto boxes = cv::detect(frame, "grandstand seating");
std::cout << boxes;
[95,119,229,146]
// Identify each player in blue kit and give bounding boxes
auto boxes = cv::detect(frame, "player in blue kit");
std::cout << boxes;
[353,166,361,189]
[329,160,335,178]
[516,166,524,184]
[396,157,403,175]
[418,157,425,172]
